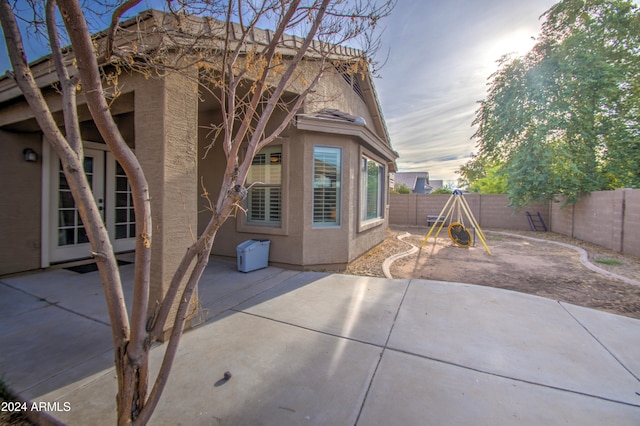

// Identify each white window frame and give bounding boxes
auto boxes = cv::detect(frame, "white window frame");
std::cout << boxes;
[312,146,342,227]
[246,145,282,227]
[360,154,386,229]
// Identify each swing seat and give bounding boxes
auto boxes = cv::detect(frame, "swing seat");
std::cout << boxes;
[448,222,473,248]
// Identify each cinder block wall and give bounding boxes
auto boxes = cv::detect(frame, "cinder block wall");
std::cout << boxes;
[572,191,618,251]
[389,193,549,231]
[390,190,640,257]
[550,201,573,236]
[551,189,640,258]
[623,190,640,257]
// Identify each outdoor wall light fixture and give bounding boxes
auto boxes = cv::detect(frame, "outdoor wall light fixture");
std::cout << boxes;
[23,148,38,163]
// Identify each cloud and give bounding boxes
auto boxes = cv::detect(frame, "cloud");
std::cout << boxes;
[375,0,559,181]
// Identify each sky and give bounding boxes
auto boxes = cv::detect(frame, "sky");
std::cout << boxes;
[0,0,623,184]
[374,0,559,184]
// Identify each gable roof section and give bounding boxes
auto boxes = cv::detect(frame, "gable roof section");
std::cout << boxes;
[393,172,431,190]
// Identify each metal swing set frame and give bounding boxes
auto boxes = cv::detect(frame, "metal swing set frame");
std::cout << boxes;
[419,190,492,255]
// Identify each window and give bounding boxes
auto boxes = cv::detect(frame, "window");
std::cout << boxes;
[361,156,385,222]
[57,157,94,246]
[246,146,282,226]
[114,162,135,239]
[313,146,341,226]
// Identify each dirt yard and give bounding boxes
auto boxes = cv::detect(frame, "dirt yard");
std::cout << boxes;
[346,227,640,320]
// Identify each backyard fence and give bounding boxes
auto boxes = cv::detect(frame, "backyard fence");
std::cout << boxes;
[389,188,640,258]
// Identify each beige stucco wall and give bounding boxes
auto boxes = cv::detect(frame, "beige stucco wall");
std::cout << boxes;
[0,48,392,275]
[0,130,42,275]
[195,59,394,270]
[201,122,390,270]
[305,68,378,131]
[134,70,199,306]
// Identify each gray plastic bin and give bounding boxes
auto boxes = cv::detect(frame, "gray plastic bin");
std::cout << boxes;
[237,239,270,272]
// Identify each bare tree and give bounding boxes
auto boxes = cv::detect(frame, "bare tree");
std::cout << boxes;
[0,0,393,424]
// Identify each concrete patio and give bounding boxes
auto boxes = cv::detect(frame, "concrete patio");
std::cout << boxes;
[1,259,639,425]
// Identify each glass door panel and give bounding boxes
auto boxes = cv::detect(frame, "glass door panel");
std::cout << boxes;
[50,149,105,262]
[106,153,136,252]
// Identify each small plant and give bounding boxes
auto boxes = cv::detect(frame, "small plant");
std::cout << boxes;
[391,183,411,194]
[594,258,623,266]
[431,188,453,194]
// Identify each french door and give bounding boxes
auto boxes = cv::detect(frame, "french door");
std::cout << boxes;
[49,144,135,263]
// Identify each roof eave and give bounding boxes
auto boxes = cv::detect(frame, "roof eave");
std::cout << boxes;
[294,114,398,165]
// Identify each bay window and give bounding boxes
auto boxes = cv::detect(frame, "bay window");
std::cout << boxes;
[313,146,341,226]
[361,156,385,222]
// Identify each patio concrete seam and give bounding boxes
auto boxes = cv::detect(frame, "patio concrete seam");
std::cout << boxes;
[354,278,413,425]
[232,310,385,349]
[0,281,110,327]
[558,301,640,383]
[193,270,306,327]
[385,346,640,409]
[488,231,640,287]
[199,269,305,311]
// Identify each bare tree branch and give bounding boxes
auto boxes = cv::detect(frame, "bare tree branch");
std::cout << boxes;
[103,0,142,63]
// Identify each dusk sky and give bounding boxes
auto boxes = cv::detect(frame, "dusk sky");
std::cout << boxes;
[2,0,635,184]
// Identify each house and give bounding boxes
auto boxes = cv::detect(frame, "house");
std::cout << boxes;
[392,172,432,194]
[0,9,398,288]
[429,179,445,191]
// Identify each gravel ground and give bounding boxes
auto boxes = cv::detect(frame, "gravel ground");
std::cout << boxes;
[346,227,640,282]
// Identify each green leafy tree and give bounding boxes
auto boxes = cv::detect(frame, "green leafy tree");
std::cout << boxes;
[463,0,640,207]
[391,183,412,194]
[430,187,452,194]
[468,165,508,194]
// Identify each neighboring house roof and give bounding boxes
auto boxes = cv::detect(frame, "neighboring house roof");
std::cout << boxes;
[429,179,444,190]
[393,172,431,192]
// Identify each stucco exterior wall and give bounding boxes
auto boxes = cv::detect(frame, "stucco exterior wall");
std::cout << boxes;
[305,68,378,134]
[202,124,390,270]
[0,131,42,275]
[0,35,393,276]
[134,70,199,305]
